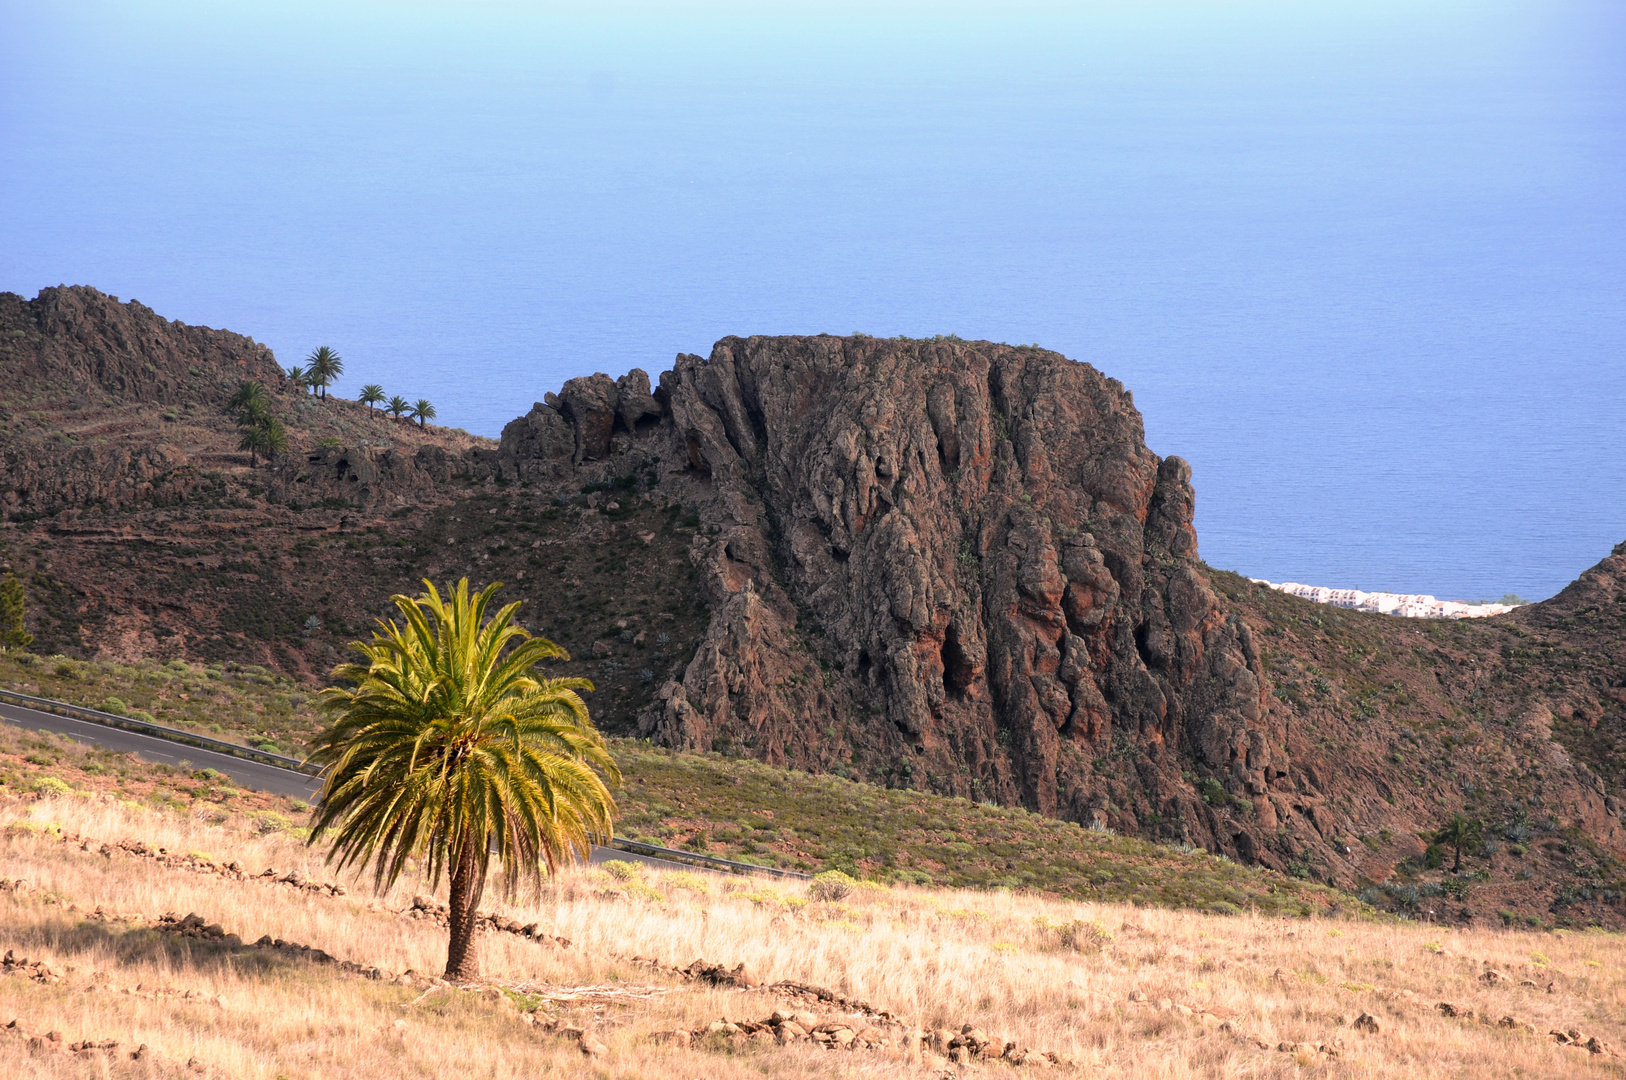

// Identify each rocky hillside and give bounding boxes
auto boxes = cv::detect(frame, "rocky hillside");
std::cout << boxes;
[3,289,1624,927]
[0,286,488,523]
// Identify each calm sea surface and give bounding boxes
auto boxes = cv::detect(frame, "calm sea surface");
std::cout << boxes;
[2,2,1622,601]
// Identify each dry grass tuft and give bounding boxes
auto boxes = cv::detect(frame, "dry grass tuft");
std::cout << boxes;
[2,793,1625,1078]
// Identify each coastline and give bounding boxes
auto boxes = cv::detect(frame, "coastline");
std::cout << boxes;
[1251,580,1516,620]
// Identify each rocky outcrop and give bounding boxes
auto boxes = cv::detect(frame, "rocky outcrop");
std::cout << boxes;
[0,285,284,407]
[491,336,1299,861]
[0,286,290,518]
[494,368,668,480]
[0,441,206,518]
[269,443,473,509]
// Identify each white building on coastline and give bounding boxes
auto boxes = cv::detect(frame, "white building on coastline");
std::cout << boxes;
[1251,581,1515,620]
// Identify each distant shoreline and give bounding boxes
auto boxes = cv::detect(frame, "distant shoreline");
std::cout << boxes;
[1250,580,1517,620]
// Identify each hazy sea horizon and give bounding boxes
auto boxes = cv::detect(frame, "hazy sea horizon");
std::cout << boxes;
[2,1,1622,602]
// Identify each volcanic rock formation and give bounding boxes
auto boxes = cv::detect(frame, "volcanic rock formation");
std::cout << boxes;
[488,336,1290,857]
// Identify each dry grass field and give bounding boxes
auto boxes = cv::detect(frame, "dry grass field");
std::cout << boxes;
[3,792,1625,1079]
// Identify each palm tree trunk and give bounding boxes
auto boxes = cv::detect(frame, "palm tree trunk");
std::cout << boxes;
[443,836,486,981]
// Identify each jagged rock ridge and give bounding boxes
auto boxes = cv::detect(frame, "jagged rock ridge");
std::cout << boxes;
[489,336,1297,860]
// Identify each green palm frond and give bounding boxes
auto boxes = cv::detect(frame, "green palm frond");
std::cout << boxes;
[307,579,618,902]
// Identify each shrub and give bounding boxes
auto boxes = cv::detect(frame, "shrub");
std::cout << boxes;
[1208,901,1243,917]
[660,871,712,895]
[254,812,292,834]
[1036,917,1112,952]
[1198,778,1228,807]
[33,776,73,796]
[603,860,641,882]
[104,697,129,715]
[0,572,31,651]
[810,870,857,902]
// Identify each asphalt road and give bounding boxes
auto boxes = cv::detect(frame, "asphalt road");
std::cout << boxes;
[0,698,693,871]
[0,698,324,800]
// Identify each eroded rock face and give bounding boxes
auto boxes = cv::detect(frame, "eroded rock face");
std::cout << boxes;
[0,287,290,517]
[0,286,283,407]
[494,336,1294,858]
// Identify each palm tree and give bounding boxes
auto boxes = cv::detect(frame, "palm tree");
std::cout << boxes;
[359,384,386,415]
[411,399,437,428]
[387,395,410,422]
[307,580,618,981]
[306,346,344,401]
[228,380,270,422]
[1435,815,1483,872]
[261,416,288,463]
[286,365,313,394]
[238,415,287,467]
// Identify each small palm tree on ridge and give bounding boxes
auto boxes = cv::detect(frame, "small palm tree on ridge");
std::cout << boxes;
[359,384,386,415]
[411,399,437,428]
[387,395,410,422]
[307,579,618,981]
[306,346,344,401]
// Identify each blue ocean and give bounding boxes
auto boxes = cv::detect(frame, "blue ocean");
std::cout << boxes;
[2,1,1621,602]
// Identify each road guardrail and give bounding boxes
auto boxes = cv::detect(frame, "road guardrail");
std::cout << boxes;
[0,686,318,773]
[602,836,812,879]
[1,686,813,880]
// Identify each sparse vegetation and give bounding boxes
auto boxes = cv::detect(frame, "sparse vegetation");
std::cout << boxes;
[0,572,31,651]
[1,788,1623,1078]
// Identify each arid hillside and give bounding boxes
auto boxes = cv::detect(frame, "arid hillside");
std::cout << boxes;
[4,782,1626,1079]
[1,287,1623,929]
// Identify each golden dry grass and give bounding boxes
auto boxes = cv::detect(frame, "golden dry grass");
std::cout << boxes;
[2,793,1624,1079]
